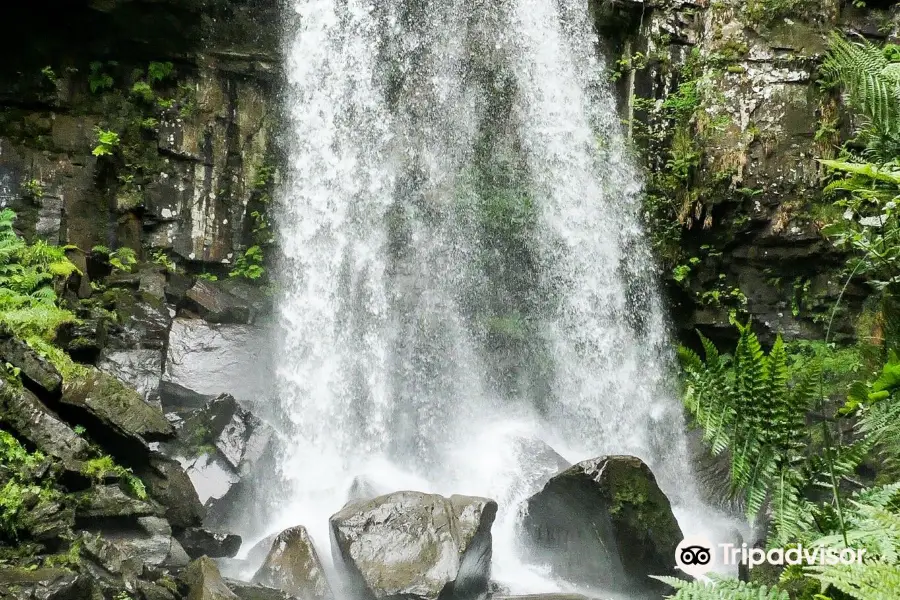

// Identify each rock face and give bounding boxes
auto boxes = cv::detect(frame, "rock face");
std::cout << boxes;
[522,456,682,594]
[163,318,273,404]
[251,526,332,600]
[330,491,498,600]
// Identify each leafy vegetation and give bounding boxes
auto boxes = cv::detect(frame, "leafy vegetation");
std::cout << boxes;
[81,456,147,500]
[666,32,900,600]
[0,209,77,341]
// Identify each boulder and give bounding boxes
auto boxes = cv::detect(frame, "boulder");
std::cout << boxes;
[226,579,294,600]
[175,394,273,476]
[0,567,88,599]
[0,380,90,464]
[59,367,174,446]
[330,491,497,600]
[184,556,240,600]
[136,453,206,528]
[163,318,273,404]
[251,526,332,600]
[73,484,162,520]
[107,291,171,351]
[0,329,62,395]
[105,529,192,568]
[177,528,242,559]
[521,456,682,593]
[183,453,241,505]
[97,348,164,406]
[245,533,278,567]
[184,279,266,324]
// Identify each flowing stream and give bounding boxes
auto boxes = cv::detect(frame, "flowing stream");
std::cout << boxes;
[265,0,734,595]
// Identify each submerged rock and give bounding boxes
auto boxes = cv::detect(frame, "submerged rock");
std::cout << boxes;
[251,526,332,600]
[330,491,497,600]
[521,455,682,593]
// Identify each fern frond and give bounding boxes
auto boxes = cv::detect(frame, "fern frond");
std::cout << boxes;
[806,562,900,600]
[651,575,789,600]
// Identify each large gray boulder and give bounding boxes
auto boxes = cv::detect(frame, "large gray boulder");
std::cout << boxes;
[251,526,332,600]
[521,456,682,594]
[330,491,497,600]
[163,318,273,404]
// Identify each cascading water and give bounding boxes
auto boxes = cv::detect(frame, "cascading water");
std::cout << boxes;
[266,0,734,595]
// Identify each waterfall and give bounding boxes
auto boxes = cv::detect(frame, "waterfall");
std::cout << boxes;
[269,0,723,593]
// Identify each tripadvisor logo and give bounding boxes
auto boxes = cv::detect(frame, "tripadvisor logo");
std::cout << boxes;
[675,536,867,578]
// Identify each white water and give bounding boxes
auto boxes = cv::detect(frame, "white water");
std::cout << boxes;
[266,0,736,595]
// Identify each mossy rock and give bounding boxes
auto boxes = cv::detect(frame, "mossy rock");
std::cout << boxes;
[60,366,174,444]
[522,455,682,594]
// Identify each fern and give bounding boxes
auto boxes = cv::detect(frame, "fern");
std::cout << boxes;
[652,575,789,600]
[823,32,900,157]
[0,209,77,341]
[680,322,819,531]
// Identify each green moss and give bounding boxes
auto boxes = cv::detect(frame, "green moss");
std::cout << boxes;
[81,456,147,500]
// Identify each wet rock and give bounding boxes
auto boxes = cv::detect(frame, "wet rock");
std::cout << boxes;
[97,349,164,407]
[159,380,215,411]
[167,393,273,506]
[164,272,195,305]
[60,367,174,445]
[251,526,332,600]
[522,456,682,593]
[330,491,497,600]
[177,528,242,559]
[138,579,182,600]
[0,380,90,463]
[0,329,62,395]
[73,484,162,520]
[18,490,74,541]
[226,579,294,600]
[59,312,109,363]
[0,566,83,598]
[78,531,144,580]
[136,453,205,528]
[245,533,278,568]
[105,290,171,352]
[175,394,273,476]
[105,530,191,569]
[163,318,273,404]
[184,279,267,324]
[183,556,240,600]
[182,453,241,505]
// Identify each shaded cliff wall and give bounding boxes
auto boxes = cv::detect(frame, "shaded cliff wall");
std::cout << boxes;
[594,0,900,346]
[0,0,282,278]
